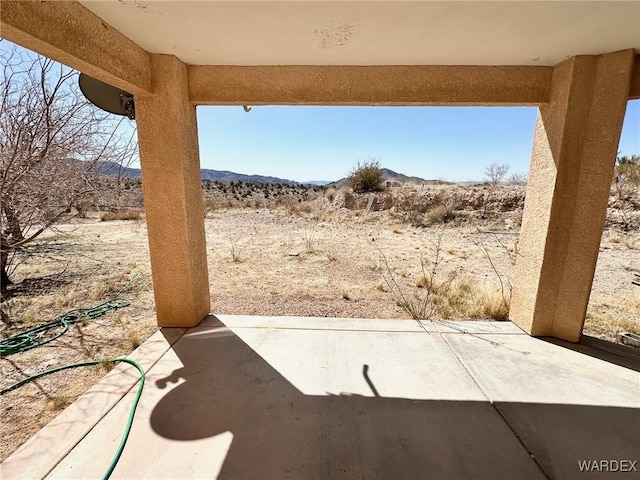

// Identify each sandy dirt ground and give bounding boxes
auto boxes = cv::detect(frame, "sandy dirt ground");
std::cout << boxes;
[1,206,639,460]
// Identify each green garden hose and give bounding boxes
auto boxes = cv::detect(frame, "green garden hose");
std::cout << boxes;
[1,274,145,479]
[0,274,138,357]
[0,358,145,480]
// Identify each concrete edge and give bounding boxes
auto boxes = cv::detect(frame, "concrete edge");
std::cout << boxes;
[434,320,527,335]
[206,314,525,335]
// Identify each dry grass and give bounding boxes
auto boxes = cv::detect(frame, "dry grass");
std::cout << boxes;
[585,312,640,336]
[585,293,640,341]
[100,210,142,222]
[423,204,453,226]
[381,230,514,322]
[228,233,244,262]
[470,285,511,321]
[301,228,317,253]
[128,330,141,349]
[1,269,139,330]
[46,396,71,412]
[325,187,337,202]
[0,234,158,461]
[324,248,338,262]
[412,278,510,321]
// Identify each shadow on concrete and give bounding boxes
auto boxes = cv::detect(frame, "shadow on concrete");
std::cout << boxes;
[151,326,639,480]
[541,335,640,373]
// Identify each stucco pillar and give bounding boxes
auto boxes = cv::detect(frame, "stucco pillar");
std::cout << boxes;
[511,50,634,342]
[134,54,210,327]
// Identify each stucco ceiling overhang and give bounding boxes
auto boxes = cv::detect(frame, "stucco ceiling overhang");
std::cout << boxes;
[79,1,640,67]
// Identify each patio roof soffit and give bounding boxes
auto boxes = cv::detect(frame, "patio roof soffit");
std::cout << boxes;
[1,2,638,103]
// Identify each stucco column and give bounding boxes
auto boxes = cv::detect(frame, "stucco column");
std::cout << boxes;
[511,50,634,342]
[134,54,210,327]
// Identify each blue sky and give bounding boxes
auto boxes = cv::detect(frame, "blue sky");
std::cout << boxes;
[3,41,638,183]
[196,102,640,183]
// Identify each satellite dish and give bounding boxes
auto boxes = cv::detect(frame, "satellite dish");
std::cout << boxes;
[79,73,135,120]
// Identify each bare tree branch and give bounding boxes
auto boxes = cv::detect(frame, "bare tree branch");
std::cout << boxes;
[0,43,138,297]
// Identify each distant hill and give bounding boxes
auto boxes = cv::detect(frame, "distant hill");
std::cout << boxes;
[97,162,141,178]
[98,162,330,186]
[200,170,299,185]
[330,168,451,188]
[303,180,332,186]
[98,162,443,187]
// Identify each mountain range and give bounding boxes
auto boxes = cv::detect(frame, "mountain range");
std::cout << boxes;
[99,162,443,186]
[98,162,330,186]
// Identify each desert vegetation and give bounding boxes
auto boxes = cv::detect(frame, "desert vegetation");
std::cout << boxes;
[348,158,386,193]
[2,160,639,460]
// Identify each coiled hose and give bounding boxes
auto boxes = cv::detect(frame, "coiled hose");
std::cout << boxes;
[0,275,144,479]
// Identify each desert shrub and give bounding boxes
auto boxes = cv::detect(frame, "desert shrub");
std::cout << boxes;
[348,158,385,193]
[612,155,640,228]
[482,163,510,217]
[378,230,514,321]
[325,187,337,202]
[393,191,429,225]
[423,204,455,226]
[393,191,455,226]
[301,228,316,253]
[228,233,243,262]
[298,201,313,214]
[275,195,300,214]
[343,190,356,209]
[380,233,456,320]
[379,193,395,211]
[614,155,640,192]
[507,173,528,185]
[203,194,230,216]
[100,210,142,222]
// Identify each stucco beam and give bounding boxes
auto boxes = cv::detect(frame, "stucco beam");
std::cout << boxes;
[629,55,640,99]
[188,65,552,106]
[0,0,151,94]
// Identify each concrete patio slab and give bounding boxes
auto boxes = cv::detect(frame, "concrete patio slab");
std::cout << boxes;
[443,332,640,480]
[226,325,487,400]
[3,316,638,480]
[442,332,639,406]
[45,320,544,480]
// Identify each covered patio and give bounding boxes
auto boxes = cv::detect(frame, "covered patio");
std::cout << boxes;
[2,0,639,340]
[3,316,639,479]
[1,1,639,478]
